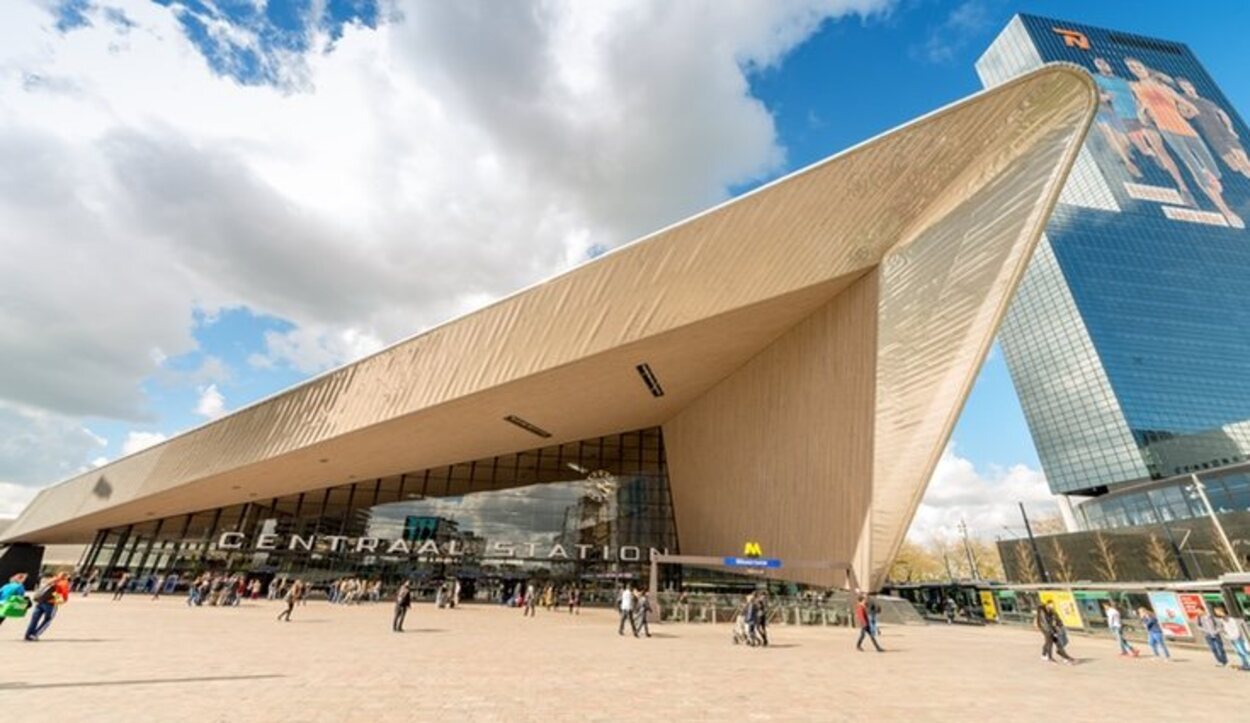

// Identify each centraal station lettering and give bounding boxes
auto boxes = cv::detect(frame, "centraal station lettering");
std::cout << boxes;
[215,532,666,562]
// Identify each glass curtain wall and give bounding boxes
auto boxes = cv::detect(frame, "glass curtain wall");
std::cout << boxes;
[85,427,678,598]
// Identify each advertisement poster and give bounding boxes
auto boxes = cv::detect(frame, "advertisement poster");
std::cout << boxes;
[1148,591,1192,638]
[1038,590,1084,629]
[1178,593,1208,621]
[980,591,998,622]
[1022,17,1250,231]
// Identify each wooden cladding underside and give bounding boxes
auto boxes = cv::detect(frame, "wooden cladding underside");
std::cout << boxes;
[663,272,878,588]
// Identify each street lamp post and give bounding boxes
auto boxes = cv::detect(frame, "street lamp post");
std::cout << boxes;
[959,518,981,581]
[1019,502,1050,583]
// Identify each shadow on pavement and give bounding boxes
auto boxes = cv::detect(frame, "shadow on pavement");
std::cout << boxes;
[5,638,116,644]
[0,673,285,691]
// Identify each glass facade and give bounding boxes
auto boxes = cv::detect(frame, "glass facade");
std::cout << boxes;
[1078,463,1250,529]
[979,15,1250,495]
[78,427,679,599]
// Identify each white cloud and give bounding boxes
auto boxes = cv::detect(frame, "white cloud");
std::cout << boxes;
[194,384,226,420]
[0,481,40,518]
[252,327,385,375]
[908,445,1058,542]
[912,0,994,64]
[91,456,109,468]
[121,430,167,456]
[0,401,110,486]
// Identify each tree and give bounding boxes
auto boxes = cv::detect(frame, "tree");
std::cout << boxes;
[1048,538,1075,582]
[1091,531,1119,582]
[969,539,1005,581]
[1145,533,1181,580]
[1012,541,1040,583]
[1030,514,1066,535]
[887,540,947,583]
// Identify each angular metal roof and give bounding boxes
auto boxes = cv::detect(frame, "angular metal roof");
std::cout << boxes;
[4,65,1097,589]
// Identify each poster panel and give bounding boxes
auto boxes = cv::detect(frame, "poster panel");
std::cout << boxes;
[1178,592,1207,621]
[1148,591,1192,638]
[1039,590,1084,629]
[980,591,998,622]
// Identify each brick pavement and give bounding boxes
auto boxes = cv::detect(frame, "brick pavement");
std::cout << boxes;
[0,597,1243,721]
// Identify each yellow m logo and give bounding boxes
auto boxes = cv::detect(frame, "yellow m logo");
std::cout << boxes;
[743,541,763,557]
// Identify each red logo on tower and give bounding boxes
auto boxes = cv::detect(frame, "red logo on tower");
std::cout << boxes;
[1052,27,1090,50]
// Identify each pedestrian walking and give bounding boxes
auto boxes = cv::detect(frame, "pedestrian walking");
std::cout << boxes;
[277,580,300,622]
[112,571,132,600]
[0,573,29,627]
[1215,606,1250,670]
[754,592,770,647]
[393,581,413,632]
[1196,607,1229,667]
[25,572,70,641]
[1036,602,1074,664]
[1102,601,1138,657]
[151,573,168,600]
[635,589,652,638]
[617,586,637,636]
[856,594,883,652]
[1138,607,1171,661]
[523,582,537,617]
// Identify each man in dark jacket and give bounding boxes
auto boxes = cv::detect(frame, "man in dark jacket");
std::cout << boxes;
[1036,601,1075,665]
[753,593,770,647]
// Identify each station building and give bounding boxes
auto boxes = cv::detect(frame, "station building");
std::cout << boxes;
[0,66,1097,594]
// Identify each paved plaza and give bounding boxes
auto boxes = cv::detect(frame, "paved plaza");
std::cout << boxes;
[0,596,1243,721]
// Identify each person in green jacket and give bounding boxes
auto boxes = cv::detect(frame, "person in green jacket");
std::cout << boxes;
[0,573,29,627]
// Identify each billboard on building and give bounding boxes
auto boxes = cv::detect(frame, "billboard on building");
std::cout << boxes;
[1023,18,1250,230]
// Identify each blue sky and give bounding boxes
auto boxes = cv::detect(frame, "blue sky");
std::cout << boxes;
[5,0,1249,533]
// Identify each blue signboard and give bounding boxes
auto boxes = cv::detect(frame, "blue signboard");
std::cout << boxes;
[723,557,781,569]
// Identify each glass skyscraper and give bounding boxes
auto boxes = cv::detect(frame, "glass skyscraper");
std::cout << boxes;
[978,16,1250,499]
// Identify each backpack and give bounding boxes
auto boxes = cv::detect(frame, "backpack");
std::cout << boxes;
[35,583,57,604]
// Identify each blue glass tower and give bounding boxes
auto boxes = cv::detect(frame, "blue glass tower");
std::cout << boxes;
[978,16,1250,497]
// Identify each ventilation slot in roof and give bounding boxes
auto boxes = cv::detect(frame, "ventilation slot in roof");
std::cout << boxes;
[636,363,665,398]
[503,415,552,438]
